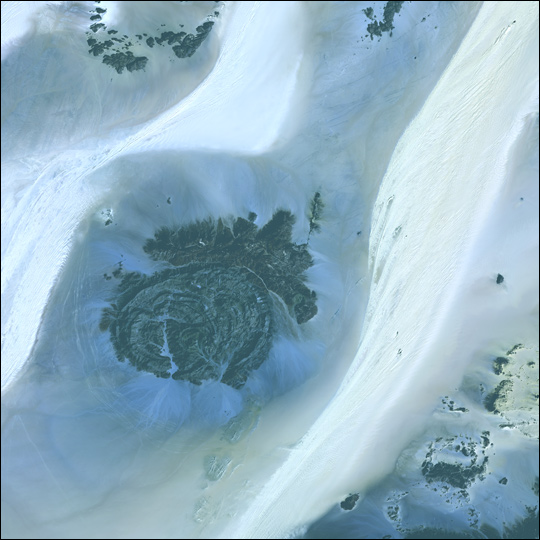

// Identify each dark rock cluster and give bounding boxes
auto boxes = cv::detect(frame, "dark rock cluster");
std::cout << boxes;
[340,493,359,510]
[421,435,489,490]
[101,264,273,388]
[102,51,149,74]
[493,356,509,375]
[365,1,404,40]
[142,210,318,325]
[308,191,324,236]
[101,205,322,387]
[484,379,513,413]
[84,2,217,73]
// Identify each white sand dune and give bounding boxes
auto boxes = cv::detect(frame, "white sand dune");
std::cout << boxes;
[222,3,539,537]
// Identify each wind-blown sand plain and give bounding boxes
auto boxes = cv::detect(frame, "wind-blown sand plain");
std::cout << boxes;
[2,2,538,538]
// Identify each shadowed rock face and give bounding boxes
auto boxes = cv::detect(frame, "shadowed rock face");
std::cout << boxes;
[101,209,320,387]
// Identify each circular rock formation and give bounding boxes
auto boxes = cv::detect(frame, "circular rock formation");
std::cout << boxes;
[101,204,323,389]
[104,264,273,389]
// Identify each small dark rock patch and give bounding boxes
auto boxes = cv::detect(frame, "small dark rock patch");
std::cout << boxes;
[340,493,360,510]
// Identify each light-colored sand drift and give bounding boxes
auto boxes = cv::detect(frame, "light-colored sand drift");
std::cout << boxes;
[222,2,539,537]
[1,1,537,539]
